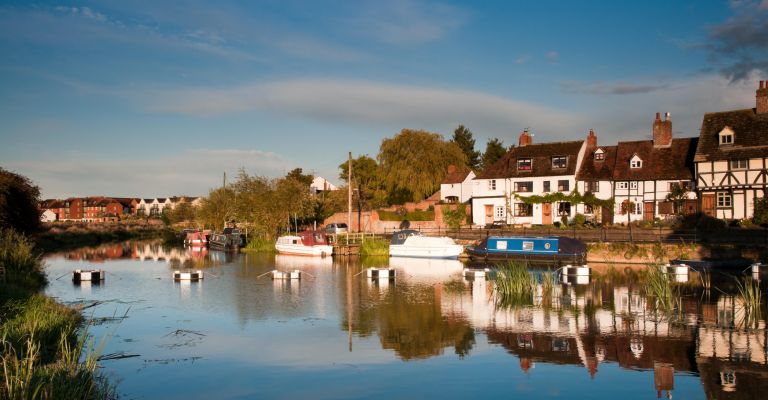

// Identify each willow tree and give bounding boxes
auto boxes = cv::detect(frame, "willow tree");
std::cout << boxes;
[378,129,467,203]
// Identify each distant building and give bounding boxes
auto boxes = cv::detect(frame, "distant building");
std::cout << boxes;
[40,209,57,222]
[311,177,338,193]
[440,165,475,204]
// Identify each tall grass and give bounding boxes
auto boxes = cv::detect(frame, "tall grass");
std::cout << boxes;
[242,238,276,253]
[360,238,389,256]
[492,261,535,308]
[644,264,680,315]
[734,276,763,329]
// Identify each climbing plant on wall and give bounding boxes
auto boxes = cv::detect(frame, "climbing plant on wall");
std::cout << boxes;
[513,189,614,209]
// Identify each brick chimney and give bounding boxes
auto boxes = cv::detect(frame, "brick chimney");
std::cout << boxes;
[447,164,456,174]
[519,129,532,147]
[652,112,672,148]
[757,80,768,115]
[586,129,597,148]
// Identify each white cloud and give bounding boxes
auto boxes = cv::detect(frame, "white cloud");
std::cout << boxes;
[7,149,293,199]
[352,0,468,44]
[546,51,559,63]
[146,79,587,140]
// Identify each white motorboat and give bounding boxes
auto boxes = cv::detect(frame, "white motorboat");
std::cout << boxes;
[275,230,334,257]
[388,230,464,259]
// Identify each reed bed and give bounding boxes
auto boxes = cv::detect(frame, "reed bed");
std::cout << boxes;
[734,276,763,329]
[360,238,390,256]
[242,238,276,253]
[492,261,535,308]
[643,264,680,315]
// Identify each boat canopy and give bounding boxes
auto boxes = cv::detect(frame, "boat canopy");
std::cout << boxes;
[390,230,422,245]
[298,230,329,246]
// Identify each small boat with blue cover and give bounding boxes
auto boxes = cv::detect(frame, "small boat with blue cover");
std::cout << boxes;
[467,236,586,265]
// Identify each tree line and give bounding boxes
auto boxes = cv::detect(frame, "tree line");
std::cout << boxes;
[174,125,508,236]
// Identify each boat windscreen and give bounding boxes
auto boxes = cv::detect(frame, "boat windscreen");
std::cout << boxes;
[390,230,421,245]
[557,237,587,254]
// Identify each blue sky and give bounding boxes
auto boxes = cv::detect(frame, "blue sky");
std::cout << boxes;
[1,0,767,198]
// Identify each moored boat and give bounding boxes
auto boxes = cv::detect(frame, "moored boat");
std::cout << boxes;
[208,227,242,251]
[388,230,464,259]
[467,236,586,265]
[184,230,207,247]
[275,230,333,257]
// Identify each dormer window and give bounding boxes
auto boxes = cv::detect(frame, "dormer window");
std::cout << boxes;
[594,148,605,161]
[552,156,567,169]
[719,127,734,145]
[517,158,532,171]
[630,155,642,169]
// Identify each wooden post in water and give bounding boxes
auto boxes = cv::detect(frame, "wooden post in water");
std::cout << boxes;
[347,152,352,234]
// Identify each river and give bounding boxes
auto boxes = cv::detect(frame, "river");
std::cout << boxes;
[43,240,767,399]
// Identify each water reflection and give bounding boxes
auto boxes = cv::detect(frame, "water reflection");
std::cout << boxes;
[44,241,768,399]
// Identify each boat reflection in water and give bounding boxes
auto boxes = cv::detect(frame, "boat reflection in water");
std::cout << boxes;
[387,257,464,284]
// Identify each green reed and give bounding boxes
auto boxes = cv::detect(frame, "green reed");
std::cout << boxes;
[734,276,763,329]
[492,261,535,308]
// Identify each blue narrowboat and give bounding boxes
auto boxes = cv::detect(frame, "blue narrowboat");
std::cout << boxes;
[467,236,587,265]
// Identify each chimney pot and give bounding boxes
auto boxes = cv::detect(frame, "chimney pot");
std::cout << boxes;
[655,112,661,120]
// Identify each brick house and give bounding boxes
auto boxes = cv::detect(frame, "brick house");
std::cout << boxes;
[694,81,768,219]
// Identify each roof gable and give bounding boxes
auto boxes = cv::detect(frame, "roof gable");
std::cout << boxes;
[695,108,768,162]
[475,140,584,179]
[613,138,697,180]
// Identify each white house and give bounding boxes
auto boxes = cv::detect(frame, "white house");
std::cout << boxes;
[471,130,587,226]
[440,165,475,203]
[694,81,768,220]
[610,113,698,223]
[310,177,338,193]
[574,130,618,225]
[40,209,57,223]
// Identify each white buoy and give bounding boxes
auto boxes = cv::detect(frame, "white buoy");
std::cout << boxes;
[173,270,203,281]
[463,268,490,280]
[366,268,396,279]
[73,269,105,282]
[663,264,690,283]
[272,270,302,280]
[562,265,591,277]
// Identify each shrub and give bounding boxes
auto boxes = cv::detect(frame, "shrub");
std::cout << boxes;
[360,238,389,256]
[572,213,587,227]
[243,238,276,253]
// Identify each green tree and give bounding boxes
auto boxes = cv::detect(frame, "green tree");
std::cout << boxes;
[481,138,507,170]
[753,196,768,226]
[167,201,197,225]
[378,129,467,203]
[0,167,41,234]
[196,187,237,231]
[339,155,387,211]
[285,168,314,186]
[451,125,481,170]
[665,183,689,215]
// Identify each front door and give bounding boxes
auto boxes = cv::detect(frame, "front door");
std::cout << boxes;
[542,203,552,225]
[643,202,655,221]
[701,194,715,217]
[485,205,494,224]
[601,205,614,225]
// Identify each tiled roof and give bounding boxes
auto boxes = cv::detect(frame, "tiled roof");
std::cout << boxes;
[613,137,697,181]
[694,108,768,162]
[475,140,584,179]
[576,145,618,181]
[442,169,471,184]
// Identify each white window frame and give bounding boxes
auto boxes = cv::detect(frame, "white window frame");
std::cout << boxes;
[617,182,628,190]
[630,158,642,169]
[494,205,505,220]
[719,127,734,145]
[488,180,496,190]
[634,202,642,215]
[517,158,532,171]
[552,156,567,169]
[630,181,638,190]
[594,149,604,161]
[717,192,732,208]
[557,180,569,192]
[729,159,748,170]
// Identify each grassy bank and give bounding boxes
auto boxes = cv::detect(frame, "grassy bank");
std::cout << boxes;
[1,228,114,399]
[34,223,169,253]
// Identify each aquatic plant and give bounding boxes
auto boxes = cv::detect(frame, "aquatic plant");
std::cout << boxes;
[734,276,763,329]
[360,238,389,256]
[643,264,680,315]
[492,261,535,308]
[242,238,276,253]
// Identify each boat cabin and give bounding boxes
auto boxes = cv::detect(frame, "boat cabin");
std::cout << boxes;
[277,230,330,246]
[390,230,421,245]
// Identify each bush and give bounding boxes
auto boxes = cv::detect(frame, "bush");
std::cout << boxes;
[243,238,276,253]
[0,168,42,235]
[360,238,389,256]
[441,205,466,229]
[573,213,587,227]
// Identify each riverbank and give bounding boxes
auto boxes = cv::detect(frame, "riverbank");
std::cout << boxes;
[1,228,114,399]
[34,222,171,254]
